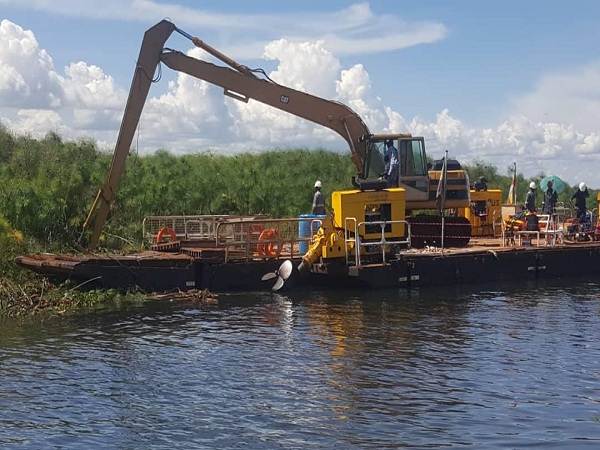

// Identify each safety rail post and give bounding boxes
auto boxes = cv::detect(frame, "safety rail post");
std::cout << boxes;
[344,217,359,267]
[353,220,411,268]
[492,209,503,237]
[309,218,323,251]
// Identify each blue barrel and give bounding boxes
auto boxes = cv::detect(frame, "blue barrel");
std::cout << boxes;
[298,214,326,254]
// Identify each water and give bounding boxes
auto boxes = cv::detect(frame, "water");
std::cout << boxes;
[2,278,600,448]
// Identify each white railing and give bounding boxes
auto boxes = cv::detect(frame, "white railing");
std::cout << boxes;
[344,218,411,268]
[145,214,411,265]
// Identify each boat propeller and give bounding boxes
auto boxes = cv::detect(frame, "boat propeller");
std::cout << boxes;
[261,259,295,292]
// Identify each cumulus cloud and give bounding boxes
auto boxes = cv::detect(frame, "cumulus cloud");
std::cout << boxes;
[0,20,129,141]
[406,110,600,186]
[1,16,600,188]
[5,109,67,137]
[512,63,600,135]
[63,62,125,109]
[0,19,63,108]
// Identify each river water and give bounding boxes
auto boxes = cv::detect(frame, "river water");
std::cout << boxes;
[2,278,600,449]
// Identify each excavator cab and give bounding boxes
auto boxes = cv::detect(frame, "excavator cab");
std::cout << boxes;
[397,137,429,189]
[362,134,430,201]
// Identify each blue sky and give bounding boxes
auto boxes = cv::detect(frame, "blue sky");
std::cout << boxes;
[2,0,600,190]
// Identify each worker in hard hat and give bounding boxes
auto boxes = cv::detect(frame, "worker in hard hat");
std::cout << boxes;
[571,181,590,222]
[474,176,488,191]
[312,180,326,215]
[525,181,537,213]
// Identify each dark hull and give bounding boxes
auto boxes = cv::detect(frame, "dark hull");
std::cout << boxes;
[16,240,600,293]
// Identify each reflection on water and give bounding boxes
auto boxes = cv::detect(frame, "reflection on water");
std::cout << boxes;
[2,278,600,448]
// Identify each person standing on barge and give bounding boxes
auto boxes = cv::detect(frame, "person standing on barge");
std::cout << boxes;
[525,182,537,213]
[474,176,488,191]
[312,180,326,215]
[543,180,558,215]
[571,181,589,222]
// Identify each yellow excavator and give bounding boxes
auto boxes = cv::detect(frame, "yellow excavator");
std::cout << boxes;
[82,20,472,264]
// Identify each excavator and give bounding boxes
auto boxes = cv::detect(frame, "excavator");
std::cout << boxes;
[82,20,472,265]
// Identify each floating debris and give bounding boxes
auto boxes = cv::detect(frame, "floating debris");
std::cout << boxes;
[147,288,219,305]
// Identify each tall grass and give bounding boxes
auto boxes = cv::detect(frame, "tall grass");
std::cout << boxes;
[0,126,594,250]
[0,127,596,315]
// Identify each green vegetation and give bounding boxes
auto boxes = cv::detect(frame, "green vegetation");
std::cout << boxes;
[0,126,597,316]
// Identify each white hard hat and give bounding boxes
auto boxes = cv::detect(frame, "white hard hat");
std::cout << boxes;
[529,182,536,189]
[314,180,322,188]
[579,182,586,191]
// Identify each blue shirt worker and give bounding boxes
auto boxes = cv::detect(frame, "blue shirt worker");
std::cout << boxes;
[385,140,399,188]
[312,180,326,215]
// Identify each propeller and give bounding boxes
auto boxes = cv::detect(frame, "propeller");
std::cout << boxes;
[261,259,294,292]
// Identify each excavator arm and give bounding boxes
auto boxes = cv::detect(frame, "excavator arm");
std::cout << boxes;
[83,20,175,248]
[160,49,371,169]
[83,19,375,248]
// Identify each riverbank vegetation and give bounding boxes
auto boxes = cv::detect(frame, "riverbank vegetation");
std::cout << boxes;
[0,126,596,316]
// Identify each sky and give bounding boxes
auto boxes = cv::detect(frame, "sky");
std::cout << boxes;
[2,0,600,191]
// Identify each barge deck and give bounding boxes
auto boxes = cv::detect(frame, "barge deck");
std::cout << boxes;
[15,215,600,293]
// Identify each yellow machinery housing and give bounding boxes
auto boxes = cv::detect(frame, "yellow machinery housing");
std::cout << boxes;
[301,188,406,269]
[459,189,502,237]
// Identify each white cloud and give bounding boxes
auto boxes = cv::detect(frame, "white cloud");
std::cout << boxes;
[4,109,66,138]
[407,111,600,188]
[265,40,340,97]
[141,51,235,151]
[2,2,446,58]
[1,16,600,189]
[0,19,127,141]
[512,62,600,135]
[63,62,125,109]
[0,19,63,108]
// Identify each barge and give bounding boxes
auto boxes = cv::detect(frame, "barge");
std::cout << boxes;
[18,21,600,294]
[16,211,600,294]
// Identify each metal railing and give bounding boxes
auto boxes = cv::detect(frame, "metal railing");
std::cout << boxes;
[344,218,411,268]
[145,214,412,265]
[142,215,266,244]
[213,217,325,262]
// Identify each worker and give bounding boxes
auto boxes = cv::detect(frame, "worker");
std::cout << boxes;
[474,176,488,191]
[525,210,540,231]
[543,180,558,215]
[312,180,326,215]
[571,181,589,222]
[385,140,399,188]
[525,182,537,213]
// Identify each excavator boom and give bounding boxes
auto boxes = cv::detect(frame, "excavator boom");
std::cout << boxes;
[159,50,371,171]
[83,19,471,249]
[83,20,375,248]
[83,20,176,248]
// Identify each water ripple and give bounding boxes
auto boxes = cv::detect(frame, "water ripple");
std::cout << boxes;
[2,279,600,448]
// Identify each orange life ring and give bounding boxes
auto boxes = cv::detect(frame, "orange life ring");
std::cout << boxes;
[257,228,280,257]
[156,226,177,244]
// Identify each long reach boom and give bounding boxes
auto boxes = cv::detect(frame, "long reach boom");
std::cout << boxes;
[83,20,375,248]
